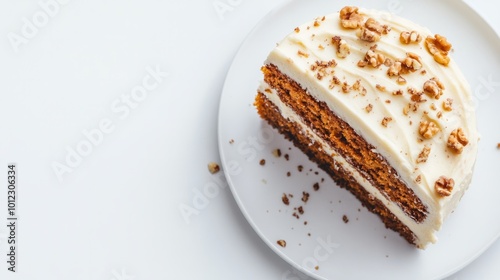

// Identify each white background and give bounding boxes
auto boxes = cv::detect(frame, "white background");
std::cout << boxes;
[0,0,498,279]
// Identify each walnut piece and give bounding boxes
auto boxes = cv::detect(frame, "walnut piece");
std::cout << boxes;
[381,117,393,127]
[416,145,431,163]
[425,34,452,66]
[332,36,350,58]
[447,128,469,154]
[419,120,440,139]
[442,98,453,111]
[339,6,364,29]
[208,162,220,174]
[358,27,380,42]
[365,18,390,35]
[424,77,445,99]
[357,18,390,42]
[277,239,287,248]
[435,176,454,197]
[400,30,422,44]
[408,87,427,103]
[364,49,386,68]
[387,53,422,76]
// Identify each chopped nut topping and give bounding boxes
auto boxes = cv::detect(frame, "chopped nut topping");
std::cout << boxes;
[277,239,287,247]
[403,104,411,115]
[400,30,422,44]
[387,61,402,76]
[430,103,437,111]
[357,17,390,42]
[339,6,364,29]
[352,79,362,91]
[365,104,373,113]
[392,89,403,96]
[408,87,427,103]
[419,120,440,139]
[402,52,423,72]
[311,60,337,80]
[425,34,452,66]
[376,84,386,92]
[259,159,266,166]
[332,36,350,58]
[365,18,391,35]
[387,53,422,76]
[447,128,469,154]
[435,176,454,197]
[341,82,351,93]
[358,45,386,68]
[207,162,220,174]
[367,50,386,68]
[416,175,422,183]
[297,50,309,58]
[329,75,341,89]
[442,98,453,111]
[397,76,407,85]
[381,117,393,127]
[424,77,445,99]
[416,145,431,163]
[358,26,381,42]
[294,27,300,33]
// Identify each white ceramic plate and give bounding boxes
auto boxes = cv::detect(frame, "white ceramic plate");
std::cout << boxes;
[218,0,500,279]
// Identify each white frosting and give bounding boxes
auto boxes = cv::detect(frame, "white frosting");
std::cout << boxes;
[261,7,478,248]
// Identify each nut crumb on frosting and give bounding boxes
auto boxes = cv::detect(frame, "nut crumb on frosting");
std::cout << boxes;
[365,104,373,113]
[358,18,390,42]
[419,120,440,139]
[259,159,266,166]
[297,50,309,58]
[332,36,351,58]
[442,98,453,111]
[381,117,393,127]
[339,6,364,29]
[425,34,452,66]
[400,30,422,44]
[447,128,469,154]
[207,162,220,174]
[416,175,422,183]
[416,145,431,163]
[424,77,445,99]
[435,176,454,197]
[376,84,386,92]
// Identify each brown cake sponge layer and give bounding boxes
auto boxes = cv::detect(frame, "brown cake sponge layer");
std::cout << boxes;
[255,92,417,245]
[261,64,428,224]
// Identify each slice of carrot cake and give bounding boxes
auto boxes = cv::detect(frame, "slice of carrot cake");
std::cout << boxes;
[255,6,478,248]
